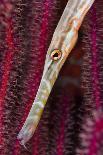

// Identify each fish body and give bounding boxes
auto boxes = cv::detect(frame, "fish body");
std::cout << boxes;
[17,0,95,145]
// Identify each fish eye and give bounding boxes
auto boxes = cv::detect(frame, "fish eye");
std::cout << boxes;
[50,49,62,61]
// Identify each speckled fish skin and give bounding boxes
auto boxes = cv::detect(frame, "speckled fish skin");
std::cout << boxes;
[17,0,95,145]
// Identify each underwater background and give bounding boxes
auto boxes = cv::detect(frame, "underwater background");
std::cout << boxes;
[0,0,103,154]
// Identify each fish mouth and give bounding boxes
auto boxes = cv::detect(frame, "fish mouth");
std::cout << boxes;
[17,121,36,146]
[17,64,60,145]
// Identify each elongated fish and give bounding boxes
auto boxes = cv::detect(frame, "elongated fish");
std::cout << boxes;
[17,0,95,146]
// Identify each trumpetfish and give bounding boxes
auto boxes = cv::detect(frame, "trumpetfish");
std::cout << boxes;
[17,0,95,146]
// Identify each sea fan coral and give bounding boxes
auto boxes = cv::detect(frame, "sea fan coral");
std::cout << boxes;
[0,0,103,155]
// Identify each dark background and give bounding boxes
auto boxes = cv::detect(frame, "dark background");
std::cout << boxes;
[0,0,103,154]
